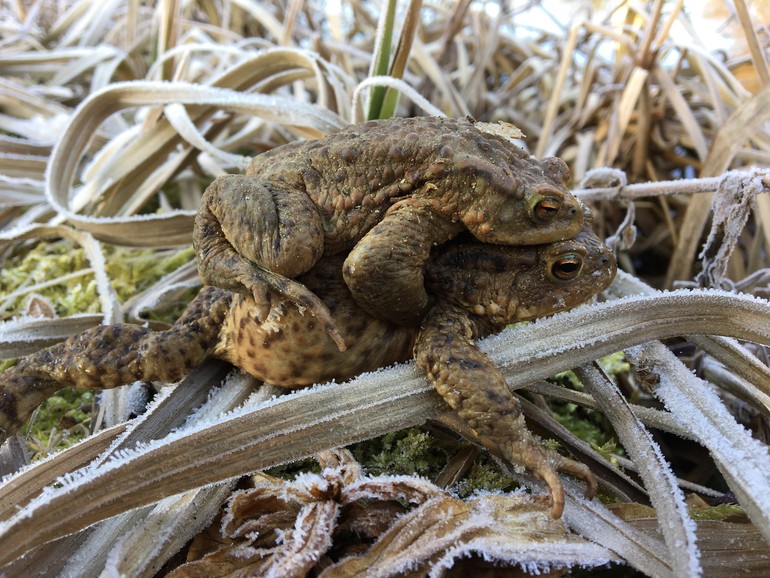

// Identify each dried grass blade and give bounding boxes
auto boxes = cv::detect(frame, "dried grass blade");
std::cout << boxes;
[0,362,232,522]
[124,259,199,324]
[0,154,48,180]
[756,194,770,259]
[0,366,445,565]
[650,0,683,57]
[637,0,664,68]
[352,76,443,121]
[484,289,770,389]
[605,66,648,165]
[0,314,104,359]
[626,341,770,545]
[0,425,126,520]
[608,270,770,396]
[665,85,770,284]
[229,0,283,44]
[700,355,770,416]
[504,470,672,578]
[56,368,259,577]
[652,65,708,160]
[97,485,236,578]
[535,22,579,159]
[700,85,770,176]
[733,0,770,87]
[575,363,701,578]
[689,334,770,399]
[525,381,689,439]
[45,81,345,246]
[163,103,246,167]
[409,41,469,117]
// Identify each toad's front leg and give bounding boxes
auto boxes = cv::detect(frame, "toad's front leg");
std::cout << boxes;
[194,175,345,351]
[343,199,465,326]
[414,303,597,518]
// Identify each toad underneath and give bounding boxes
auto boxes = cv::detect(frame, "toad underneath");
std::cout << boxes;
[194,116,585,350]
[0,218,615,518]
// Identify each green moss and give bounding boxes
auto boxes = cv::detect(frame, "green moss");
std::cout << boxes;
[548,398,620,451]
[351,427,448,478]
[0,358,18,372]
[689,503,746,521]
[105,245,195,304]
[452,458,518,498]
[0,240,194,318]
[23,389,95,460]
[598,351,631,377]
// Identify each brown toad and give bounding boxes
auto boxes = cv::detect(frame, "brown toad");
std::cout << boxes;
[0,219,614,518]
[194,116,584,350]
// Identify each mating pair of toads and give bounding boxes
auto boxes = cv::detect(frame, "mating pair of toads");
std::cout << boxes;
[1,117,616,518]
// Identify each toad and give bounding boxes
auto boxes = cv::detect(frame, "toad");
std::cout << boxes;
[0,219,615,517]
[194,116,584,350]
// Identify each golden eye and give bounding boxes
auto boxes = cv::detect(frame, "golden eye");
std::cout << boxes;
[551,254,583,280]
[532,196,562,223]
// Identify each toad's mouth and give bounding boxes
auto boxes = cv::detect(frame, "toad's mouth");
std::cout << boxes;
[516,298,572,321]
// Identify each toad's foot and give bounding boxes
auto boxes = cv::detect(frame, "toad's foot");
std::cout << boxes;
[436,412,596,519]
[492,437,597,519]
[233,262,346,352]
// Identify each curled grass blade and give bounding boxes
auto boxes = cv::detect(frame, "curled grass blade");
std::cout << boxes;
[575,363,701,578]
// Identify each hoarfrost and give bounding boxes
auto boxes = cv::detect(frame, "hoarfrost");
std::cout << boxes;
[628,342,770,541]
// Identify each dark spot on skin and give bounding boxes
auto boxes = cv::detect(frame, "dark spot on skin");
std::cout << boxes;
[0,389,18,424]
[390,145,407,159]
[497,405,521,419]
[457,358,484,371]
[340,146,358,163]
[485,389,509,405]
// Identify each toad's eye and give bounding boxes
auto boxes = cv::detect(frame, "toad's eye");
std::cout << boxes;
[532,196,562,223]
[551,254,583,280]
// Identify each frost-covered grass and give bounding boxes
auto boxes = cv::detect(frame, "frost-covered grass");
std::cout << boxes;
[0,0,769,576]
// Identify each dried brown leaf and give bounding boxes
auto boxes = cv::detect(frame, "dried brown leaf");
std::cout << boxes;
[322,493,615,577]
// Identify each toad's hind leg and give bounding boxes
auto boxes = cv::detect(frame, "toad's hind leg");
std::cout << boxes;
[0,287,232,442]
[414,303,597,519]
[194,175,345,350]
